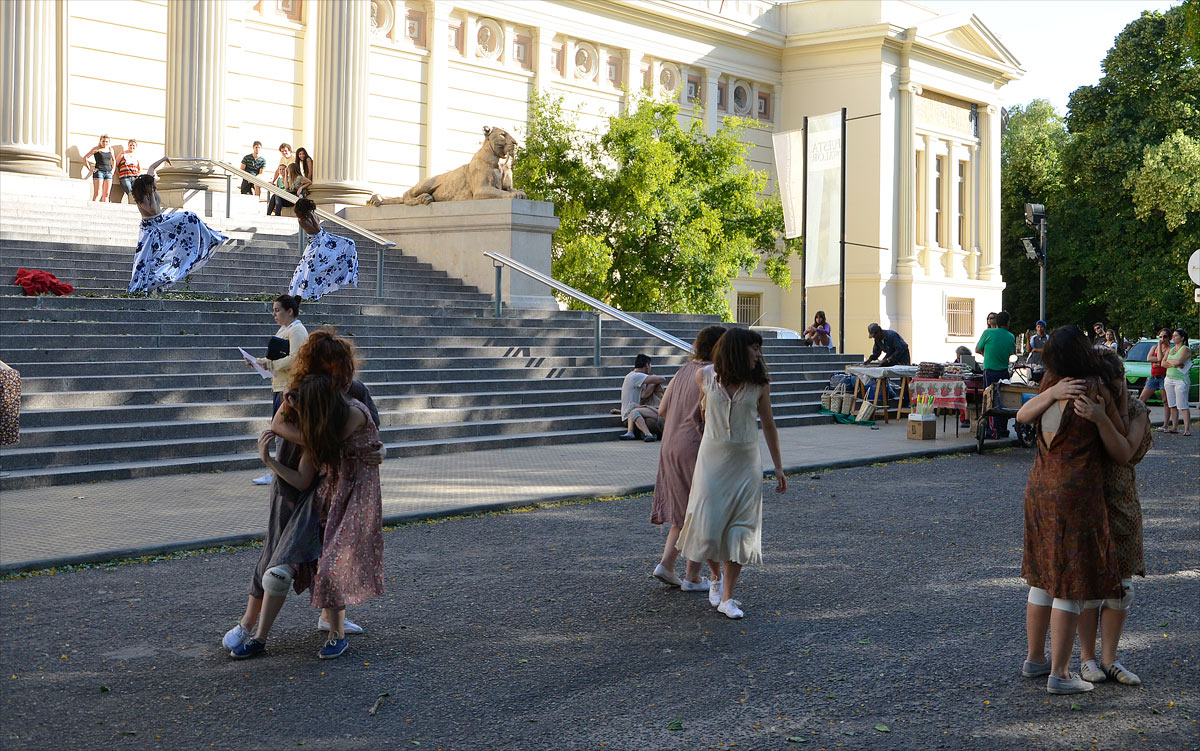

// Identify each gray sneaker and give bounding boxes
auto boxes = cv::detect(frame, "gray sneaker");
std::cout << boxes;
[1022,659,1051,678]
[1047,673,1094,694]
[680,576,710,592]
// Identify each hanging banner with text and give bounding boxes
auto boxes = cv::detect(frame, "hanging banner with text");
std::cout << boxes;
[771,129,804,239]
[804,111,844,287]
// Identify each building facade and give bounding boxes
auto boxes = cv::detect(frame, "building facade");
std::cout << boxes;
[0,0,1021,359]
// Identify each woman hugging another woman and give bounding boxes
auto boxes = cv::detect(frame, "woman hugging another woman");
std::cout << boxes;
[224,329,385,661]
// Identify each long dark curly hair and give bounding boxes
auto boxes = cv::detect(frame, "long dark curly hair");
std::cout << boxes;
[1042,326,1098,380]
[294,373,348,467]
[691,325,727,362]
[712,327,769,387]
[287,328,359,393]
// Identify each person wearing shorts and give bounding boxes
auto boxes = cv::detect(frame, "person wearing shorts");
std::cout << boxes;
[83,134,115,202]
[1143,329,1170,431]
[1161,329,1192,435]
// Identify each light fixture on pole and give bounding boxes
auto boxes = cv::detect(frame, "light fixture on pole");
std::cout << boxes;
[1023,202,1047,323]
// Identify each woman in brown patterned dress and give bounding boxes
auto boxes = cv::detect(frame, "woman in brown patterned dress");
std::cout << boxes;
[1015,326,1125,695]
[650,325,726,596]
[1071,349,1152,686]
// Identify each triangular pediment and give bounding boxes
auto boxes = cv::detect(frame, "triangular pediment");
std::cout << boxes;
[925,15,1022,69]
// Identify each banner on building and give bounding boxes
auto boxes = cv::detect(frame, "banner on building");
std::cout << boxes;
[771,130,804,239]
[803,111,844,287]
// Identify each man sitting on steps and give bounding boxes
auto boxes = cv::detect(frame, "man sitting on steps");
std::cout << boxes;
[618,354,665,442]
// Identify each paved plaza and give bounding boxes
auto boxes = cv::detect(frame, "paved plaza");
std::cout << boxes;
[1,431,1197,750]
[1,419,980,571]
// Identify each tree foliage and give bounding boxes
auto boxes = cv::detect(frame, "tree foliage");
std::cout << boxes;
[1000,99,1068,331]
[1002,6,1200,336]
[512,93,796,318]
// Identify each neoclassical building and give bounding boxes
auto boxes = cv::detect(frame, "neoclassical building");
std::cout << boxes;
[0,0,1021,359]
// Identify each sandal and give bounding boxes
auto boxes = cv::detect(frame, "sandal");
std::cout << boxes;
[1156,427,1177,433]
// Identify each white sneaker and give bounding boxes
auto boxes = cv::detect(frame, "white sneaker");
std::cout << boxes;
[717,599,744,619]
[252,473,273,485]
[1104,661,1141,686]
[680,576,710,592]
[708,579,723,608]
[1080,659,1107,683]
[318,617,364,635]
[652,564,682,587]
[222,623,252,650]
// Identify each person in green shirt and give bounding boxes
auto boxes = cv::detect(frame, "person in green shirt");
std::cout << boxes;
[977,311,1016,437]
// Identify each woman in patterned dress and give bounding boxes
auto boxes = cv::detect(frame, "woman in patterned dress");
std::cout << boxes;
[128,158,229,294]
[650,325,726,595]
[269,333,384,660]
[676,328,787,620]
[1015,326,1125,694]
[1071,348,1152,686]
[288,198,358,301]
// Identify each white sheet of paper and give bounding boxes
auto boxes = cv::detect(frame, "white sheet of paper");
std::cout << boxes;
[239,347,272,379]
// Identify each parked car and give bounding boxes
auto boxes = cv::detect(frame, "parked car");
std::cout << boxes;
[1123,337,1199,403]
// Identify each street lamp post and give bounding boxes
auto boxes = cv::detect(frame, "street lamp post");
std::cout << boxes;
[1023,203,1048,323]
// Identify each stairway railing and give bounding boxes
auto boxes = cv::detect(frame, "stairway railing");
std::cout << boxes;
[484,251,692,366]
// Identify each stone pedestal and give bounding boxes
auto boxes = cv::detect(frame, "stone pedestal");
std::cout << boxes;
[157,0,229,194]
[0,0,61,176]
[343,200,560,310]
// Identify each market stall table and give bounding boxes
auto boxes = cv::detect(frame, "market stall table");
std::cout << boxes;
[844,365,918,423]
[909,377,970,435]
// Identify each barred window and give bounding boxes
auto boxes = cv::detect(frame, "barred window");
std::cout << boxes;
[736,293,762,325]
[947,298,974,337]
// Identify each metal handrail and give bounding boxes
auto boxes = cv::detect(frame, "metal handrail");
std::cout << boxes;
[484,252,693,365]
[165,157,396,248]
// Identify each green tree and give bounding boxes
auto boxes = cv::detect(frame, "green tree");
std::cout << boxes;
[1000,99,1069,332]
[1053,6,1200,336]
[513,93,796,318]
[1126,129,1200,231]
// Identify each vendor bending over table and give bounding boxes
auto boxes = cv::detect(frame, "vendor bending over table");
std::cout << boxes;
[864,323,911,367]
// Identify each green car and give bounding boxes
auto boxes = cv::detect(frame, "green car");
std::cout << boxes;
[1123,338,1200,403]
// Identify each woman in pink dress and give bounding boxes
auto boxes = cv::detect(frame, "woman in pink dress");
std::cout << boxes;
[650,326,726,597]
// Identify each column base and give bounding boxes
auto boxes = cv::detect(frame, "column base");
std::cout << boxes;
[0,147,63,177]
[306,181,375,207]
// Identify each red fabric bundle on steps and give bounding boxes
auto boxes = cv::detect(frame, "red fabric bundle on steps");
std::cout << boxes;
[13,268,74,296]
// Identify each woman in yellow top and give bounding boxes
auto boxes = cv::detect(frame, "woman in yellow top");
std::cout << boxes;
[249,294,309,484]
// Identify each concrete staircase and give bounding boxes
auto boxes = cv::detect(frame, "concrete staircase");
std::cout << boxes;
[0,192,860,490]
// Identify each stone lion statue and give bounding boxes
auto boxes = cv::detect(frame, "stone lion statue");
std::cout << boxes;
[367,126,526,206]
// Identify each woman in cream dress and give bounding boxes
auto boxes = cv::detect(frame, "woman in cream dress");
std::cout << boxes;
[676,328,786,619]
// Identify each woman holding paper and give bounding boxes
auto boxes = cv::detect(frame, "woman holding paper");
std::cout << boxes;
[246,294,308,485]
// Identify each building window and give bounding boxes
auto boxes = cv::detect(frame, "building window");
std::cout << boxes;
[686,74,701,104]
[915,149,925,245]
[551,44,564,76]
[513,34,531,70]
[947,298,974,337]
[736,293,762,325]
[404,9,425,47]
[717,82,727,111]
[606,56,622,87]
[757,92,772,121]
[934,155,945,248]
[957,161,968,249]
[448,20,463,55]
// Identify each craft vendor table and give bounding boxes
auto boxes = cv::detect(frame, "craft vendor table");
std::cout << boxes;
[910,378,971,435]
[845,365,918,423]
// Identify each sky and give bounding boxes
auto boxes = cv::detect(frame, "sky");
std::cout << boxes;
[916,0,1181,114]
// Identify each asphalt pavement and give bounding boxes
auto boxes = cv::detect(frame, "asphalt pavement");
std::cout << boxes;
[1,433,1197,750]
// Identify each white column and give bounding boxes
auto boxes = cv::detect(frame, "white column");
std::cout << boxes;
[533,27,554,94]
[704,71,721,134]
[424,2,451,178]
[922,133,935,274]
[945,140,961,276]
[301,1,319,152]
[624,49,642,112]
[0,0,60,176]
[978,105,1002,280]
[968,140,981,278]
[157,0,229,192]
[307,0,373,206]
[896,82,920,273]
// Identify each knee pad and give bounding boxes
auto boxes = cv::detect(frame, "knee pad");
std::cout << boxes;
[1104,580,1134,611]
[261,564,294,596]
[1027,587,1053,607]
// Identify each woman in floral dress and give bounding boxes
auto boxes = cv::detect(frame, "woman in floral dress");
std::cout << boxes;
[128,158,229,294]
[288,198,358,301]
[1015,326,1125,695]
[1071,348,1152,687]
